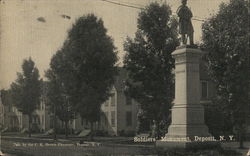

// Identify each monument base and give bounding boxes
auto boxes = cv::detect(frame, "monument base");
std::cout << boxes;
[156,140,220,149]
[155,46,219,150]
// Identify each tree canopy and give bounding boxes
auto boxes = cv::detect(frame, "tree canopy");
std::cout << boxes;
[64,14,117,121]
[46,14,118,138]
[10,58,42,137]
[123,2,179,134]
[1,89,13,106]
[202,0,249,147]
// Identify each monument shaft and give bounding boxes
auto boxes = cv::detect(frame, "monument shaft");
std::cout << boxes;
[166,47,209,138]
[156,47,215,149]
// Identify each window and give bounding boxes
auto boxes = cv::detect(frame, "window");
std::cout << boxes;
[19,116,22,125]
[81,117,84,126]
[37,116,40,124]
[50,116,53,128]
[42,115,44,125]
[41,103,44,110]
[111,94,115,106]
[104,100,109,107]
[201,81,208,99]
[126,111,132,126]
[126,95,132,105]
[104,112,109,126]
[111,111,115,127]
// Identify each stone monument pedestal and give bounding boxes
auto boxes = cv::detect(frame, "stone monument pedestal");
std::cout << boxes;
[156,46,219,149]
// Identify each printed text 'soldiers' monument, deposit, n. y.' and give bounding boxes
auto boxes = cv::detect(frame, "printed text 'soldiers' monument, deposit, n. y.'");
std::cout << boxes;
[156,0,219,149]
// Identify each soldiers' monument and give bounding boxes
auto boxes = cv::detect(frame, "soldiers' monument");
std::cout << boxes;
[156,0,217,148]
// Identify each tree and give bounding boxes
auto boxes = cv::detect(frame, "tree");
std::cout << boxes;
[123,2,179,137]
[10,58,42,137]
[45,50,76,139]
[1,89,13,107]
[202,0,249,148]
[45,71,59,140]
[48,14,117,140]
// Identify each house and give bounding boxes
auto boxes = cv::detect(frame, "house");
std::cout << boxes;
[99,68,139,136]
[0,90,26,131]
[1,62,248,136]
[199,61,216,104]
[31,85,51,132]
[71,64,216,136]
[0,93,4,129]
[72,68,139,136]
[0,84,51,132]
[2,103,23,131]
[0,64,221,135]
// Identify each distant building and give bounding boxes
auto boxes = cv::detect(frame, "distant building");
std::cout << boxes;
[199,61,216,104]
[0,90,26,131]
[0,93,4,128]
[58,65,217,136]
[1,63,248,136]
[73,68,139,136]
[27,96,50,132]
[0,65,222,135]
[99,68,139,136]
[0,84,51,132]
[2,102,23,131]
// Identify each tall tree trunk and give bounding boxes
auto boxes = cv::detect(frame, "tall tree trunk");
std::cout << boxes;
[65,121,68,138]
[53,111,57,141]
[90,122,94,141]
[239,125,244,149]
[28,114,31,137]
[156,121,160,139]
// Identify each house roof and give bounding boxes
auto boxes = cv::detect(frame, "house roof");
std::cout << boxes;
[114,67,127,92]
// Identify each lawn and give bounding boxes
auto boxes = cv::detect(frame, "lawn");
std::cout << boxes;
[1,134,248,156]
[1,135,156,156]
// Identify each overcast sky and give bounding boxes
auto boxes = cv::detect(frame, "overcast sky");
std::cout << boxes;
[0,0,229,89]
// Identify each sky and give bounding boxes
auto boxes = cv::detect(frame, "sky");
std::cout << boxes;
[0,0,229,89]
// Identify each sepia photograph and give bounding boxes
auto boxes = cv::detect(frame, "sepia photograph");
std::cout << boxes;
[0,0,249,155]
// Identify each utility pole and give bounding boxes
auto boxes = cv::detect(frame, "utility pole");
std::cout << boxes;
[0,92,4,156]
[0,130,3,156]
[53,103,57,141]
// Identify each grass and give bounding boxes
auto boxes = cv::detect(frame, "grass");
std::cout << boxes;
[156,148,242,156]
[1,134,245,156]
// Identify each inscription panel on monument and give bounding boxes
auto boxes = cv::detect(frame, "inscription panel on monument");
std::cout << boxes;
[186,63,200,103]
[175,64,187,104]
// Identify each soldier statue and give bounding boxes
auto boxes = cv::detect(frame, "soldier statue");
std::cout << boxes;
[177,0,194,45]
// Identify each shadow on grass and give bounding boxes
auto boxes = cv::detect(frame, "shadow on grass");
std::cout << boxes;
[3,149,33,156]
[156,146,242,156]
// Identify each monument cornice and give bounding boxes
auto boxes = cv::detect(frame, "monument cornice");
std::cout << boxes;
[172,48,204,64]
[172,47,203,55]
